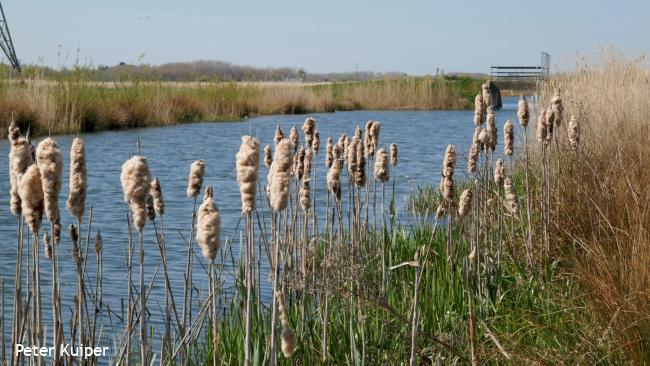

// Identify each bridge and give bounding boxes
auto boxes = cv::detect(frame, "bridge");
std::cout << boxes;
[490,52,550,81]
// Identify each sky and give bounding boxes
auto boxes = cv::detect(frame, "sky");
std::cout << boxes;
[3,0,649,74]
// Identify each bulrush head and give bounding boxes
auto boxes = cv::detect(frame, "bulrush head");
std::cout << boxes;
[474,93,485,126]
[146,194,156,221]
[504,120,514,156]
[120,155,152,231]
[9,125,34,216]
[551,88,563,126]
[468,128,480,173]
[186,159,205,198]
[196,186,221,261]
[442,144,457,178]
[504,178,519,215]
[66,137,87,222]
[70,224,81,265]
[441,175,454,201]
[568,115,580,150]
[290,126,299,151]
[545,107,555,145]
[18,164,44,233]
[458,189,472,218]
[36,137,63,233]
[236,135,261,214]
[390,143,398,167]
[517,95,529,128]
[299,179,311,212]
[269,139,294,210]
[494,159,505,187]
[294,146,306,181]
[304,147,312,180]
[354,139,366,186]
[274,124,284,145]
[486,107,497,151]
[44,231,52,260]
[277,290,296,358]
[374,148,389,183]
[327,144,343,200]
[482,83,492,110]
[337,134,348,157]
[150,177,165,215]
[364,121,375,157]
[94,230,103,255]
[264,144,273,168]
[313,130,320,155]
[537,109,548,144]
[302,117,316,146]
[325,137,334,168]
[369,121,381,154]
[347,136,358,177]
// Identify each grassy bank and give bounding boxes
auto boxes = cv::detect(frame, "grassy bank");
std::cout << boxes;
[0,70,482,137]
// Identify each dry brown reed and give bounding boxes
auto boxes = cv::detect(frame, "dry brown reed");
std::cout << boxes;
[236,135,261,214]
[66,138,87,221]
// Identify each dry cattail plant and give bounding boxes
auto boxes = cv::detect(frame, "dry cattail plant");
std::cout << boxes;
[441,176,454,201]
[468,128,481,173]
[494,159,505,187]
[474,93,484,126]
[458,189,472,218]
[482,83,492,110]
[18,164,44,233]
[537,109,548,143]
[517,95,529,128]
[294,146,306,181]
[236,135,261,214]
[390,143,398,167]
[120,156,152,230]
[374,148,389,182]
[504,120,514,156]
[187,159,205,198]
[436,203,447,219]
[36,138,64,232]
[264,144,273,168]
[66,137,87,222]
[196,186,221,261]
[302,117,316,146]
[290,126,299,151]
[9,128,34,215]
[551,88,563,126]
[146,194,156,221]
[325,137,334,168]
[347,136,358,176]
[567,115,580,150]
[503,177,519,215]
[327,144,343,200]
[442,144,457,178]
[269,139,294,210]
[545,107,555,145]
[486,107,497,151]
[275,124,284,145]
[43,231,52,260]
[304,147,312,181]
[313,130,320,154]
[370,121,381,152]
[150,177,165,215]
[354,139,366,187]
[277,290,296,358]
[70,224,81,264]
[300,179,311,212]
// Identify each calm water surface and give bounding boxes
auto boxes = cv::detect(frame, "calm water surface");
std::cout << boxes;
[0,97,520,357]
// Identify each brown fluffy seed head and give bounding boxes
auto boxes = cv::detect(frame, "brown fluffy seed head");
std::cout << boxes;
[441,175,454,200]
[196,186,221,261]
[274,124,284,145]
[354,140,366,186]
[9,132,34,216]
[537,109,547,143]
[545,107,555,145]
[150,177,165,215]
[264,144,273,168]
[517,95,529,128]
[486,107,497,151]
[474,93,485,126]
[94,230,103,255]
[364,121,375,157]
[504,119,514,156]
[276,291,296,358]
[369,121,381,152]
[18,164,44,233]
[269,139,293,210]
[66,137,87,221]
[299,179,311,212]
[294,146,306,180]
[290,126,299,151]
[504,178,519,215]
[347,137,358,176]
[390,143,398,167]
[70,224,81,265]
[458,189,472,217]
[468,131,480,174]
[120,156,152,230]
[302,117,316,146]
[551,88,563,126]
[146,194,156,221]
[43,231,52,260]
[186,159,205,198]
[8,120,20,143]
[325,137,334,168]
[482,83,492,110]
[36,137,63,227]
[442,144,456,178]
[374,148,389,183]
[494,159,505,186]
[304,147,312,180]
[567,115,580,150]
[313,130,320,154]
[326,144,343,200]
[236,135,260,214]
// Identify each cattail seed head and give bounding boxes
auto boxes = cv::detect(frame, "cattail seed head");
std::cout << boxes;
[121,156,152,230]
[442,144,456,178]
[364,121,375,157]
[302,117,316,146]
[290,127,299,151]
[197,186,221,261]
[347,136,358,176]
[9,127,34,216]
[294,146,306,181]
[468,129,480,173]
[486,107,497,151]
[18,164,44,233]
[187,159,205,198]
[545,107,555,145]
[354,139,366,186]
[304,147,312,180]
[236,135,261,214]
[441,175,454,201]
[458,189,472,217]
[482,83,492,110]
[66,138,87,221]
[567,115,580,150]
[146,194,156,221]
[369,121,381,153]
[299,179,311,212]
[70,224,81,265]
[517,95,529,128]
[313,131,320,154]
[537,109,547,143]
[390,143,398,167]
[36,138,63,229]
[551,88,563,126]
[325,137,334,168]
[276,290,296,358]
[374,148,389,183]
[327,144,343,200]
[269,139,293,210]
[474,93,484,126]
[494,159,505,186]
[44,231,52,260]
[94,230,103,255]
[504,177,519,215]
[150,177,165,215]
[274,124,284,145]
[264,144,273,168]
[504,119,514,156]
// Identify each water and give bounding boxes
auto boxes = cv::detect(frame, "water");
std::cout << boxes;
[0,97,519,359]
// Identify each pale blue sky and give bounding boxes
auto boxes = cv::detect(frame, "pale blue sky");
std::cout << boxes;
[3,0,649,74]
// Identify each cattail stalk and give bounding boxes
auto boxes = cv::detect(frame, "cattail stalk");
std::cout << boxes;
[518,95,534,264]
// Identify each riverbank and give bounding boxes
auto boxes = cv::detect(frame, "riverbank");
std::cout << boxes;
[0,74,483,137]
